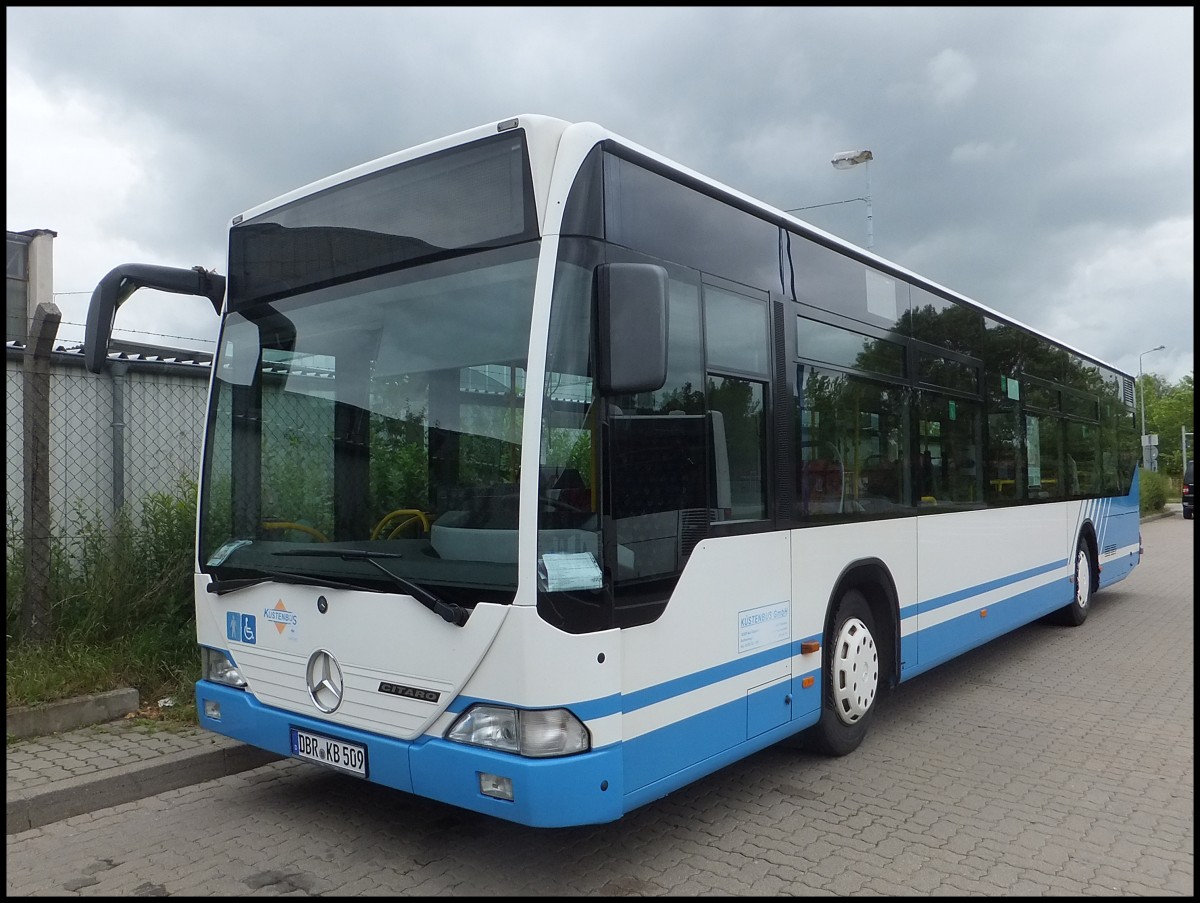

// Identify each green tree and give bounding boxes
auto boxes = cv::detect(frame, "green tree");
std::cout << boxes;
[1144,371,1195,474]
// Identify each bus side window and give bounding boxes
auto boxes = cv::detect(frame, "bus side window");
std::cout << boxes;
[916,391,982,508]
[707,376,766,522]
[703,284,770,524]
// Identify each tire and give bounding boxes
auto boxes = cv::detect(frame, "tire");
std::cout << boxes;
[1054,539,1093,627]
[804,588,881,757]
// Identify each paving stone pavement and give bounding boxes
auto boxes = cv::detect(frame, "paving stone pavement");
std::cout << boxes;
[6,717,280,834]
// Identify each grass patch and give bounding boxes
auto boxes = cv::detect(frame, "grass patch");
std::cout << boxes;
[6,476,201,724]
[5,625,200,724]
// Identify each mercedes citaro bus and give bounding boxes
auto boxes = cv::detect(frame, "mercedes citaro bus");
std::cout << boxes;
[84,115,1142,827]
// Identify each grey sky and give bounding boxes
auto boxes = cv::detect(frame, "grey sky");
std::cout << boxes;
[6,6,1194,383]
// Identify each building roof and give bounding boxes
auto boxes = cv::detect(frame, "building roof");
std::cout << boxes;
[5,338,213,370]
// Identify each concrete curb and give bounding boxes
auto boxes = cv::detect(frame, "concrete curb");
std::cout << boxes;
[7,691,281,834]
[6,741,280,834]
[6,689,140,739]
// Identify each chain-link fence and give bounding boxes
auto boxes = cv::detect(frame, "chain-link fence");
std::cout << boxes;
[6,344,210,559]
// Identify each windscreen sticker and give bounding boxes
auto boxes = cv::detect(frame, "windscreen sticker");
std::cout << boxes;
[207,539,251,566]
[539,552,603,592]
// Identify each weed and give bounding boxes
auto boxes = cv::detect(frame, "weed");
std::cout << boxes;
[5,476,200,719]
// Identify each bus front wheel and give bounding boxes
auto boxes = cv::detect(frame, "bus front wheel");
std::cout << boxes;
[805,588,880,757]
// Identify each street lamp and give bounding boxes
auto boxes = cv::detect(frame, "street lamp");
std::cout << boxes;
[1139,344,1165,469]
[831,149,873,251]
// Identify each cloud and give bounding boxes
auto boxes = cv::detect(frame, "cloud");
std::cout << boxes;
[4,6,1193,384]
[927,49,978,106]
[1042,216,1195,376]
[949,140,1018,165]
[6,66,145,241]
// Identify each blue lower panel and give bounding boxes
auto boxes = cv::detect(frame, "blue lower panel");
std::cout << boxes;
[623,681,821,798]
[907,577,1070,679]
[623,697,741,793]
[195,681,624,828]
[1099,551,1139,589]
[622,695,820,816]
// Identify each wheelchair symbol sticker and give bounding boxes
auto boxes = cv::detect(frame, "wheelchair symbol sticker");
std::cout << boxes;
[226,612,257,645]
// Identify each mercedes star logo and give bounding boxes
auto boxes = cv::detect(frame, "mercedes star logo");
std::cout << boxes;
[306,649,344,713]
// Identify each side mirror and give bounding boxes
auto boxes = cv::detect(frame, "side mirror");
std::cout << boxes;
[84,264,225,373]
[595,262,668,395]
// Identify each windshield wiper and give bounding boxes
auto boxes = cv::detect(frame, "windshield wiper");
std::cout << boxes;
[206,569,363,596]
[273,549,469,626]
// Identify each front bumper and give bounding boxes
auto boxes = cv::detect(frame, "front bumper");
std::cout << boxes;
[195,680,624,827]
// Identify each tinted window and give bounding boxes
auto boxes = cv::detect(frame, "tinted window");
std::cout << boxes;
[796,365,910,519]
[706,285,769,377]
[604,153,782,292]
[915,391,983,509]
[1022,334,1069,383]
[796,316,905,378]
[1064,420,1098,495]
[1024,381,1058,412]
[229,132,538,306]
[1061,389,1098,421]
[916,351,979,394]
[560,146,604,239]
[708,375,767,522]
[908,286,983,356]
[790,238,909,331]
[1027,413,1063,499]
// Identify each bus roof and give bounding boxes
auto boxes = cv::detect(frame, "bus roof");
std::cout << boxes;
[233,114,1132,381]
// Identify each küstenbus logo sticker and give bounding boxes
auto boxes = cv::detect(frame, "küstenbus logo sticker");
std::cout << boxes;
[738,601,790,654]
[263,600,299,640]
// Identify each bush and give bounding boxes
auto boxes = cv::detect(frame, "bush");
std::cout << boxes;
[1139,468,1171,514]
[5,476,200,713]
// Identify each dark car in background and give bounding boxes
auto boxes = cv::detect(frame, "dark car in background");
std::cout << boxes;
[1183,460,1194,520]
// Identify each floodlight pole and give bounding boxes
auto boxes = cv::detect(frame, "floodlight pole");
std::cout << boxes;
[1138,344,1165,469]
[831,149,874,251]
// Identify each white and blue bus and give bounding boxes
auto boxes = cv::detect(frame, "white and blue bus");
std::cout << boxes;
[85,114,1143,828]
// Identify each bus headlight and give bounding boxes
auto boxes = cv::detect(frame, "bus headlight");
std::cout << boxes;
[201,647,247,688]
[520,708,590,756]
[446,705,589,757]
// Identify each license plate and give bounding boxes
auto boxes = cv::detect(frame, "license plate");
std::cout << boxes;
[289,727,368,777]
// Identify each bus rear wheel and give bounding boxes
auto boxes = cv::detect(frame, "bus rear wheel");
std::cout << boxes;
[805,588,880,757]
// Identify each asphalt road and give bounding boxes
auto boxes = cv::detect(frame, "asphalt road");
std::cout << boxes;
[6,512,1193,896]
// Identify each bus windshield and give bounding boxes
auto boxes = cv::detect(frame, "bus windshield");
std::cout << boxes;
[198,243,539,604]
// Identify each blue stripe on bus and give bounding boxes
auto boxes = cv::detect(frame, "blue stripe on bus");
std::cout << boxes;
[621,642,796,714]
[899,559,1067,620]
[450,634,823,724]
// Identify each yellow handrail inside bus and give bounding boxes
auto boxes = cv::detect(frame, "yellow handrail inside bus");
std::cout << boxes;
[260,520,329,543]
[371,508,431,540]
